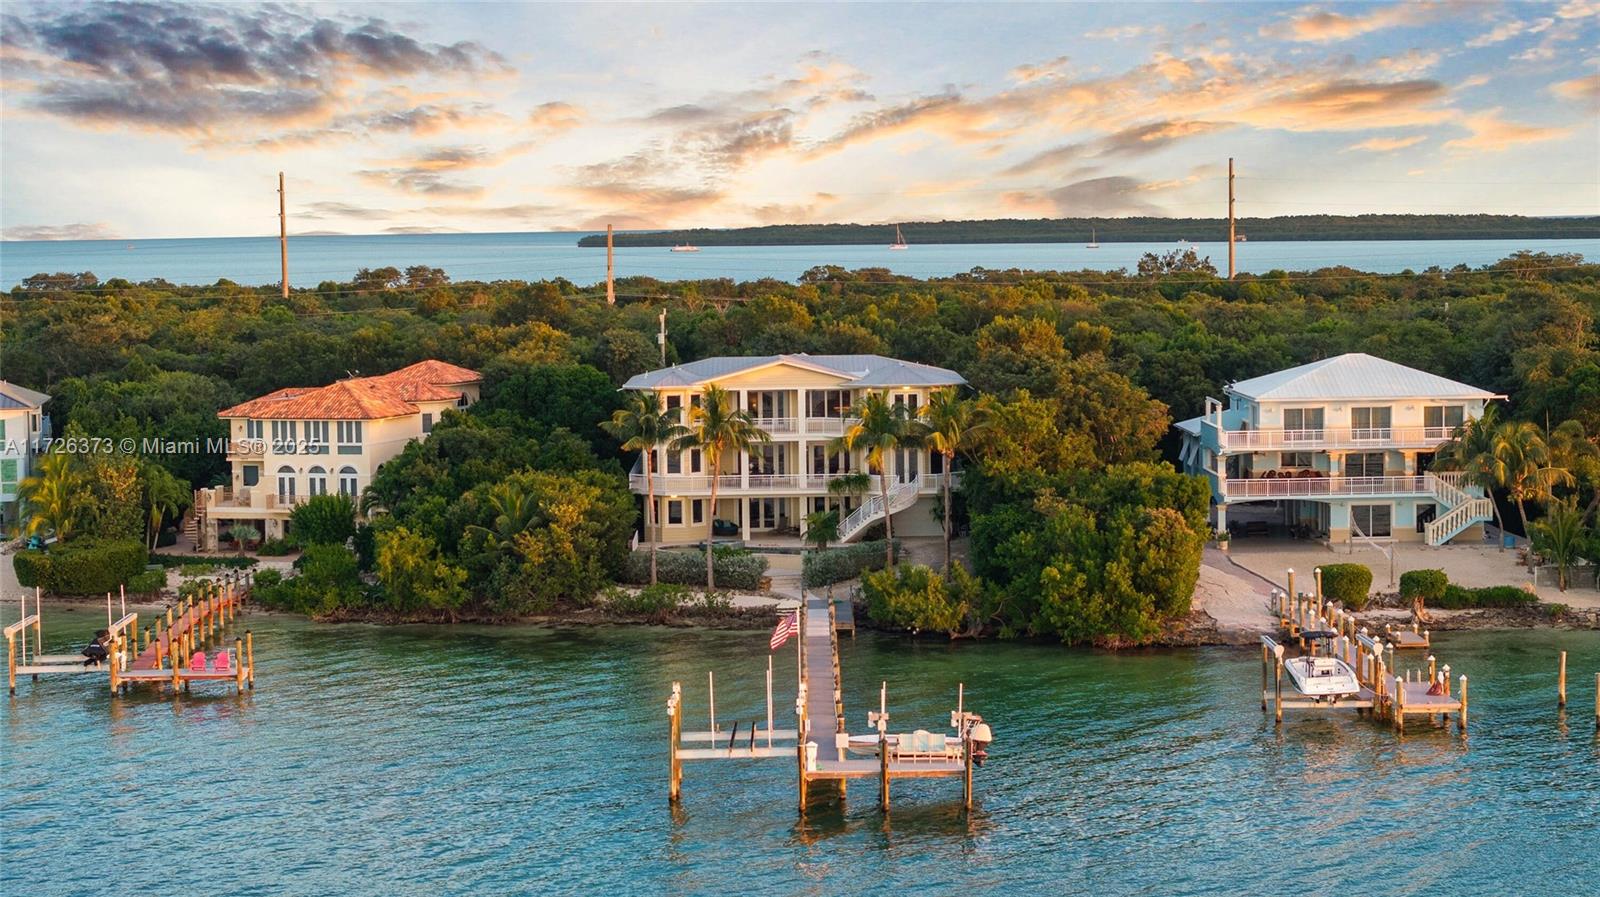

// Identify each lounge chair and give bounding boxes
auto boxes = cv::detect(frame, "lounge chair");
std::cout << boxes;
[190,651,207,672]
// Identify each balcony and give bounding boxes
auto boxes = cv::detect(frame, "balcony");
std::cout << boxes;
[1209,423,1457,452]
[1221,474,1434,500]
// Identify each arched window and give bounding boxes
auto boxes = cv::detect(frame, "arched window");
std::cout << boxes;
[339,466,359,498]
[276,465,296,502]
[308,465,327,496]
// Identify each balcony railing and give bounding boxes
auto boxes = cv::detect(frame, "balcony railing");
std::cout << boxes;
[1220,474,1433,499]
[628,470,952,497]
[754,417,798,435]
[1214,425,1458,452]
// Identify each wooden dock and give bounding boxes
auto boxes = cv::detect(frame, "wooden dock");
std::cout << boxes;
[667,590,989,815]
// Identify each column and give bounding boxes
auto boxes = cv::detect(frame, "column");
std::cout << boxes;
[1216,504,1227,535]
[799,440,808,489]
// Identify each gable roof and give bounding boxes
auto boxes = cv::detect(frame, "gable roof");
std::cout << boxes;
[1226,353,1498,402]
[218,359,480,420]
[622,353,965,390]
[0,380,51,410]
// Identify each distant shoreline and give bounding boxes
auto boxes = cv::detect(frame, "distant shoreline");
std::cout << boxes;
[577,214,1600,248]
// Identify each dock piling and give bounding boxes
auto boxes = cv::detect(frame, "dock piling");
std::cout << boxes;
[1558,651,1567,708]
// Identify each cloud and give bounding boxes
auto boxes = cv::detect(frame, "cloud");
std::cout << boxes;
[1375,50,1441,76]
[1,221,119,241]
[1097,120,1229,156]
[1551,74,1600,107]
[0,2,507,142]
[1002,143,1085,175]
[357,169,485,197]
[1345,135,1428,152]
[1263,2,1446,43]
[1085,26,1149,40]
[1444,108,1572,152]
[1243,79,1452,130]
[1011,55,1070,83]
[1008,176,1163,216]
[1556,0,1599,18]
[299,201,395,221]
[527,101,584,132]
[1465,17,1553,47]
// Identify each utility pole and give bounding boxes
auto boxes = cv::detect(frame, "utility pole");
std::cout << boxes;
[1226,157,1236,281]
[278,171,289,298]
[606,223,616,306]
[657,307,667,367]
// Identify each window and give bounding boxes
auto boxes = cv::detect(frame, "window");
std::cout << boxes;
[1424,405,1465,436]
[893,393,921,412]
[1280,452,1313,469]
[667,451,682,474]
[422,413,434,434]
[665,395,682,412]
[1,459,16,489]
[811,445,851,475]
[457,392,470,408]
[0,419,7,441]
[337,421,363,454]
[806,389,850,419]
[276,466,296,501]
[304,421,329,454]
[1352,504,1391,537]
[667,500,683,525]
[1346,452,1385,478]
[271,420,298,453]
[242,465,260,487]
[930,452,945,475]
[1282,407,1325,440]
[339,466,359,497]
[307,466,328,496]
[692,499,704,525]
[246,419,264,441]
[1351,406,1392,438]
[690,449,701,473]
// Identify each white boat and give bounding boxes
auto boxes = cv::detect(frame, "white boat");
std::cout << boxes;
[1237,234,1248,242]
[1283,631,1361,699]
[1086,227,1099,249]
[669,243,700,252]
[889,224,908,250]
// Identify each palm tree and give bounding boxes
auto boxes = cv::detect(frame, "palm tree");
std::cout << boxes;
[1433,405,1505,544]
[670,384,768,591]
[464,479,540,555]
[602,390,687,585]
[142,462,189,551]
[804,510,839,551]
[1489,420,1573,569]
[830,392,917,570]
[1548,419,1600,522]
[916,387,989,572]
[18,452,89,543]
[1532,497,1584,591]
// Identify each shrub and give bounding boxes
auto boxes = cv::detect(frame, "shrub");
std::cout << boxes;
[1319,563,1373,610]
[256,538,296,556]
[862,563,965,635]
[148,554,256,570]
[623,548,767,590]
[253,545,362,616]
[1434,584,1538,609]
[126,568,167,596]
[1399,569,1448,604]
[606,583,692,619]
[12,539,147,595]
[802,540,900,588]
[252,568,283,589]
[289,494,357,546]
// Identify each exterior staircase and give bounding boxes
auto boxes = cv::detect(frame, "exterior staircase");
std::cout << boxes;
[839,477,921,543]
[1422,472,1494,546]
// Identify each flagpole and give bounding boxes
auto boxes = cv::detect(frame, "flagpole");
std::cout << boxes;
[766,654,774,749]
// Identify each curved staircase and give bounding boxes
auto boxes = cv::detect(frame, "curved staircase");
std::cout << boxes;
[839,477,921,543]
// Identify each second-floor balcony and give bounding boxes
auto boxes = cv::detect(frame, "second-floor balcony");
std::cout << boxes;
[1207,422,1458,452]
[628,469,957,497]
[1219,471,1465,501]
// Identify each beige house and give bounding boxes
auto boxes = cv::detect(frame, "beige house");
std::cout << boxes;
[194,360,481,549]
[1175,353,1501,545]
[621,354,966,544]
[1,381,51,531]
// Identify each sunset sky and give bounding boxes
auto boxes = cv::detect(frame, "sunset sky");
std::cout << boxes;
[1,0,1597,240]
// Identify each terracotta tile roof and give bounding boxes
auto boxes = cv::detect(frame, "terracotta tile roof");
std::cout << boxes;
[219,359,481,421]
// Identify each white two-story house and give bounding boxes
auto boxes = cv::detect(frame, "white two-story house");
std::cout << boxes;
[621,354,966,544]
[195,360,481,549]
[1174,353,1501,546]
[1,381,51,532]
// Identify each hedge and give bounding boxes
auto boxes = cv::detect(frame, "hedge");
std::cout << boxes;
[1435,584,1538,609]
[126,568,168,595]
[13,539,148,595]
[623,548,768,590]
[802,540,901,588]
[1399,569,1448,604]
[148,554,257,570]
[1319,563,1373,610]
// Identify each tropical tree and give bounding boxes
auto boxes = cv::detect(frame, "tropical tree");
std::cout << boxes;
[601,390,686,585]
[916,387,989,571]
[1489,420,1573,568]
[142,462,189,550]
[670,384,769,590]
[1433,405,1505,543]
[464,479,540,554]
[1531,497,1586,591]
[1548,419,1600,521]
[830,392,918,570]
[804,510,839,551]
[18,452,89,543]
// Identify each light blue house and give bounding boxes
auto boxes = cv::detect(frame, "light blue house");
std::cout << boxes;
[1,380,51,531]
[1174,354,1500,546]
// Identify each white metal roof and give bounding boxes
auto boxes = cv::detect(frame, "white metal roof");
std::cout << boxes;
[1225,353,1498,402]
[0,380,51,410]
[622,353,965,390]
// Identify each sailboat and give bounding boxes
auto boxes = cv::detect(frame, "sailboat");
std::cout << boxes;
[889,224,908,250]
[1086,227,1099,249]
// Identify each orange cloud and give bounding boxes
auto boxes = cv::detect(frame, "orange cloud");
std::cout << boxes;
[1444,108,1573,152]
[1263,2,1446,43]
[1550,74,1600,108]
[1345,135,1428,152]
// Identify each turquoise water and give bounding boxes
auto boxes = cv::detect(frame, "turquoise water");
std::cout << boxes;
[2,233,1595,289]
[2,605,1596,896]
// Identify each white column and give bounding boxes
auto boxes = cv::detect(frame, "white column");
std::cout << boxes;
[1216,504,1227,534]
[798,440,808,490]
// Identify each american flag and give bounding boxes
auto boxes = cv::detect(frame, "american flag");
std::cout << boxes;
[769,611,799,650]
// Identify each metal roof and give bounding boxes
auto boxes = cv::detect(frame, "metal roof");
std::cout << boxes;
[622,353,965,390]
[0,380,51,410]
[1173,415,1204,436]
[1226,353,1498,402]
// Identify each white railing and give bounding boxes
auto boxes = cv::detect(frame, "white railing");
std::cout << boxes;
[628,473,742,493]
[754,416,798,435]
[1425,471,1470,508]
[840,477,923,543]
[1221,475,1432,499]
[1425,498,1495,546]
[1217,425,1457,452]
[800,416,860,436]
[748,474,798,490]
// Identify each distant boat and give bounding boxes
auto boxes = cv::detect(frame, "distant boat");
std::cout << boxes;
[669,243,700,252]
[126,243,136,250]
[1177,237,1188,244]
[889,224,908,250]
[1237,234,1248,242]
[1086,227,1099,249]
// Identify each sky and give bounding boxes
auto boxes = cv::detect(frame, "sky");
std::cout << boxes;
[0,0,1597,240]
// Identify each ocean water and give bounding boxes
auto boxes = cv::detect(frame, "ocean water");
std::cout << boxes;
[1,233,1596,289]
[2,605,1596,896]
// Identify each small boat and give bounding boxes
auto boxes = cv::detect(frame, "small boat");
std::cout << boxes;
[1086,227,1099,249]
[1236,234,1248,242]
[889,224,908,250]
[1283,631,1361,700]
[669,243,700,252]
